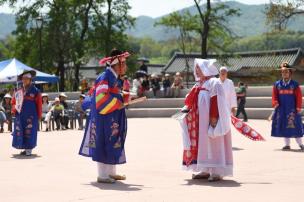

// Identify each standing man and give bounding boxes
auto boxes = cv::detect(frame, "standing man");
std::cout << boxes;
[219,66,237,114]
[180,59,233,182]
[236,82,248,122]
[79,49,130,183]
[272,62,304,151]
[75,94,85,130]
[12,70,42,156]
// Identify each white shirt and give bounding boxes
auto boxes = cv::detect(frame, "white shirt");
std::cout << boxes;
[219,78,237,110]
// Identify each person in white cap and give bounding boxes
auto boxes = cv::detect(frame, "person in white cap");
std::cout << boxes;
[41,93,52,131]
[12,70,42,156]
[1,93,13,132]
[219,66,237,114]
[171,72,184,98]
[59,93,69,129]
[179,59,233,182]
[49,97,65,130]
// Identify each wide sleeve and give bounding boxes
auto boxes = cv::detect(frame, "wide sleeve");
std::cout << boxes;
[208,81,231,137]
[95,79,123,115]
[35,92,42,119]
[294,86,302,111]
[230,81,237,108]
[272,85,279,108]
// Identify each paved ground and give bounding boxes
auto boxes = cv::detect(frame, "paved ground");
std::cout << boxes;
[0,118,304,202]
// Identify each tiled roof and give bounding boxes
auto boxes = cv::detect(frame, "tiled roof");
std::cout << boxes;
[163,48,304,74]
[147,64,165,75]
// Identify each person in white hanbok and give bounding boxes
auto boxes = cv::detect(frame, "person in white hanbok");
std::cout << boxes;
[218,66,237,114]
[180,59,233,182]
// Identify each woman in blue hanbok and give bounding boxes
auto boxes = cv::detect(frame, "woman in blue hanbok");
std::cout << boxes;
[272,62,304,151]
[12,70,42,156]
[79,49,130,183]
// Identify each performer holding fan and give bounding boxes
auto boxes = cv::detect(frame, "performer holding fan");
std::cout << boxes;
[12,70,42,156]
[271,62,304,151]
[79,49,145,184]
[178,59,233,182]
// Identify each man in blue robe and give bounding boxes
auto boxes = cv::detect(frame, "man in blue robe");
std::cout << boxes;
[271,62,304,151]
[79,49,130,183]
[12,70,42,156]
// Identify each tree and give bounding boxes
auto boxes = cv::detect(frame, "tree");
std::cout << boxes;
[193,0,240,58]
[156,11,199,87]
[0,0,133,91]
[266,0,304,31]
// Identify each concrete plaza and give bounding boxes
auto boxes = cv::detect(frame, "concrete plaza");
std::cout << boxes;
[0,118,304,202]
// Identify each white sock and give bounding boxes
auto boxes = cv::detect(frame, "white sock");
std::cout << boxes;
[97,163,116,179]
[295,138,303,146]
[284,138,291,146]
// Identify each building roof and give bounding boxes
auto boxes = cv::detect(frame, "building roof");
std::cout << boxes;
[147,64,165,75]
[163,48,304,75]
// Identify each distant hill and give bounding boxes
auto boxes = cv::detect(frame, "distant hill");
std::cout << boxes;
[1,1,304,41]
[126,1,304,41]
[0,13,15,39]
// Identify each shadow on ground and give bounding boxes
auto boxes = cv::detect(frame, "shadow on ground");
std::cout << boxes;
[183,179,272,187]
[232,147,244,151]
[274,149,304,153]
[11,154,42,159]
[88,181,143,191]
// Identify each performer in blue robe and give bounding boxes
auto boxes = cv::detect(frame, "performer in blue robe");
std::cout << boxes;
[12,70,42,156]
[271,62,304,151]
[79,49,130,183]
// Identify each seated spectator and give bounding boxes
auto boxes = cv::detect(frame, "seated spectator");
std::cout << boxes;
[41,93,52,131]
[75,94,85,130]
[131,75,142,98]
[0,105,7,133]
[1,94,12,132]
[51,97,65,130]
[163,74,172,98]
[151,74,160,98]
[141,75,150,93]
[59,93,70,129]
[171,72,184,98]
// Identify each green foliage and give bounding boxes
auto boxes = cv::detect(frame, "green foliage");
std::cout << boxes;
[229,31,304,52]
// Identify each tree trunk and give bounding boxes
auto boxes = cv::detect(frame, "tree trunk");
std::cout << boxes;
[58,60,65,91]
[105,0,112,55]
[73,63,80,91]
[201,0,211,58]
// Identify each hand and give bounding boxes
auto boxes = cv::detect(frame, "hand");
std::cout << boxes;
[210,118,218,128]
[297,108,302,113]
[231,107,236,114]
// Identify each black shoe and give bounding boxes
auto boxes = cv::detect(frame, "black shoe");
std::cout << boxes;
[243,119,248,122]
[45,128,49,132]
[20,151,26,155]
[299,145,304,151]
[282,145,291,150]
[0,128,3,133]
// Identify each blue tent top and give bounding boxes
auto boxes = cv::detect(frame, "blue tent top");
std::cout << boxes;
[0,58,59,84]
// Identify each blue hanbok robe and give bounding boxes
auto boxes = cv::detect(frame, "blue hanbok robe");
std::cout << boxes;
[79,67,127,165]
[271,80,303,138]
[12,85,42,149]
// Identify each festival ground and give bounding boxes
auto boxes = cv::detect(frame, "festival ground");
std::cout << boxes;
[0,118,303,202]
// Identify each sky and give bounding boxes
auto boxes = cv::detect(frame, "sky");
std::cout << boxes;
[0,0,270,18]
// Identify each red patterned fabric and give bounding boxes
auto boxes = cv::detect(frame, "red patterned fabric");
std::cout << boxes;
[183,86,208,166]
[231,115,265,141]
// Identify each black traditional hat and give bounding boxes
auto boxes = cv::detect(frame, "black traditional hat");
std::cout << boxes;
[18,70,36,80]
